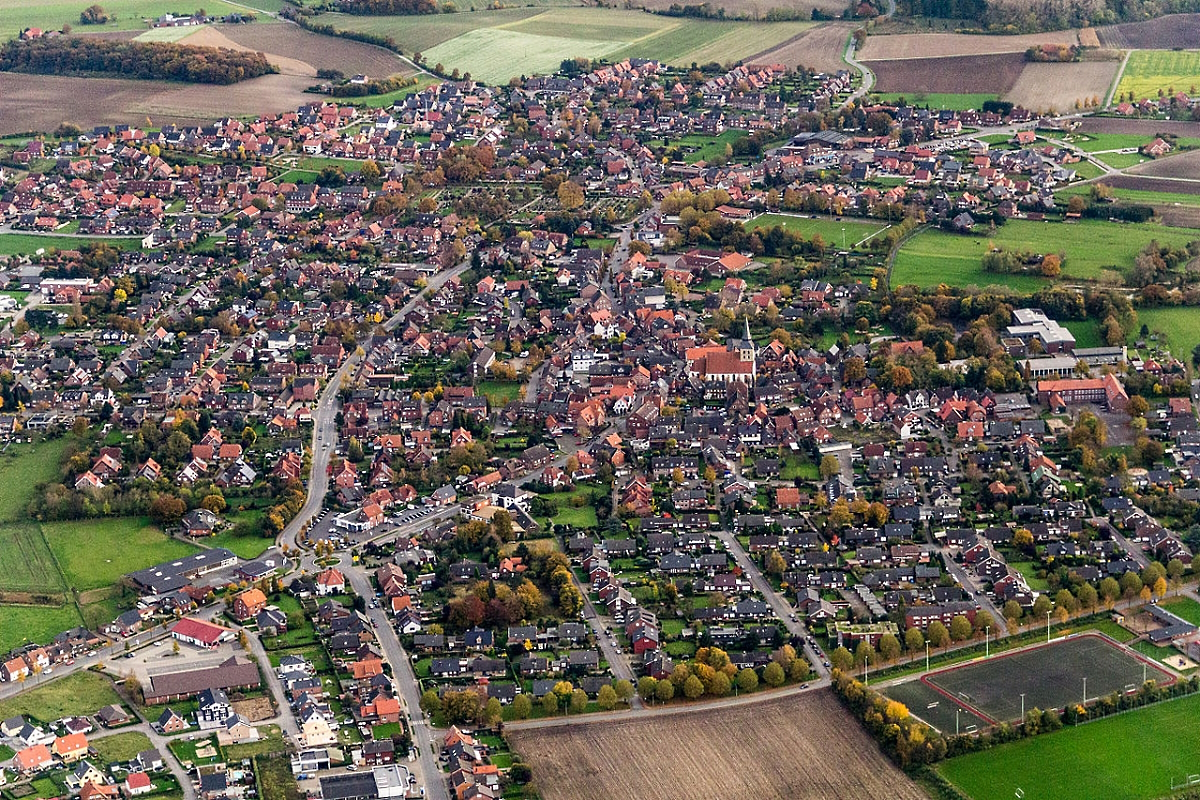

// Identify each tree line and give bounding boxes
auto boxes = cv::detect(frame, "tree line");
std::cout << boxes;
[898,0,1200,32]
[0,36,277,85]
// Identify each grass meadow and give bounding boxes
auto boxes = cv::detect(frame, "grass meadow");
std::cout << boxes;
[0,234,143,256]
[939,691,1200,800]
[317,9,812,83]
[42,516,198,591]
[0,671,123,723]
[0,0,283,42]
[1135,306,1200,363]
[891,219,1200,288]
[745,213,888,247]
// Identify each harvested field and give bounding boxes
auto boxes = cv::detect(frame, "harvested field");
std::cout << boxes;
[214,21,415,77]
[1101,174,1200,195]
[1128,149,1200,180]
[747,22,852,72]
[0,69,316,136]
[1078,117,1200,137]
[1003,60,1120,113]
[0,21,403,134]
[506,689,925,800]
[180,25,316,76]
[867,53,1025,94]
[633,0,845,15]
[1096,12,1200,48]
[859,29,1078,60]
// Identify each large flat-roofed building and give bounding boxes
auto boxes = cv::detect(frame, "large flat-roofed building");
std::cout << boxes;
[127,549,237,594]
[319,766,413,800]
[1006,308,1076,354]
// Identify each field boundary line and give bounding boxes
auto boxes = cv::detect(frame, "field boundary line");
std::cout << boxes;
[492,10,551,30]
[1106,48,1133,106]
[884,221,926,288]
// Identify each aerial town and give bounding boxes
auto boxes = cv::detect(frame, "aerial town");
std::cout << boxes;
[2,2,1200,800]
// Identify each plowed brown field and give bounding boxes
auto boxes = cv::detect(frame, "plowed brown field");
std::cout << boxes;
[859,29,1078,60]
[506,689,926,800]
[748,22,853,73]
[868,52,1025,93]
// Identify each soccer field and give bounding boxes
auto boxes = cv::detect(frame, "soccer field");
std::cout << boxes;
[925,635,1169,724]
[940,689,1200,800]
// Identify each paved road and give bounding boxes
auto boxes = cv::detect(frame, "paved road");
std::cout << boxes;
[243,633,301,741]
[936,548,1009,636]
[278,260,473,554]
[505,677,832,731]
[341,564,449,800]
[712,528,828,678]
[1094,518,1151,569]
[570,573,639,697]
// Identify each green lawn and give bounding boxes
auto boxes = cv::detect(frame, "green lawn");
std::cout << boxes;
[372,722,402,739]
[1117,49,1200,101]
[1044,131,1183,154]
[1094,151,1151,170]
[206,525,275,560]
[0,603,84,654]
[0,438,70,522]
[552,504,598,528]
[939,691,1200,800]
[42,516,198,591]
[0,523,67,594]
[1158,596,1200,627]
[1135,307,1200,363]
[656,130,748,164]
[0,233,143,256]
[297,156,364,174]
[874,92,997,111]
[892,219,1200,288]
[744,213,887,248]
[1056,183,1200,209]
[344,75,441,109]
[1062,320,1103,349]
[479,380,522,408]
[168,735,222,768]
[91,731,153,763]
[0,671,122,723]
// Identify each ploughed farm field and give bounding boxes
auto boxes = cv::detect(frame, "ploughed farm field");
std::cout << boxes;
[507,689,927,800]
[0,20,416,134]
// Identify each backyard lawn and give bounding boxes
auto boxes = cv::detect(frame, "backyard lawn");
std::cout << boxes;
[91,731,154,763]
[0,671,123,723]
